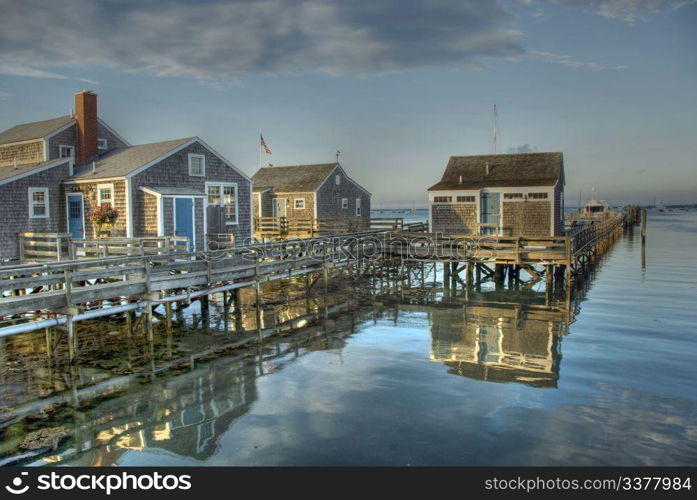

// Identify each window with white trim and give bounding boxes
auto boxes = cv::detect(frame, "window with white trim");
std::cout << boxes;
[97,138,108,150]
[456,196,475,203]
[207,182,238,224]
[188,153,206,177]
[59,145,74,158]
[294,198,305,210]
[504,193,524,200]
[28,187,49,218]
[341,198,348,209]
[97,184,114,208]
[355,198,361,216]
[335,174,341,185]
[528,192,548,199]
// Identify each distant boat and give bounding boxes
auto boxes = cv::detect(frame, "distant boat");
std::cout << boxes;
[656,201,666,212]
[582,187,610,218]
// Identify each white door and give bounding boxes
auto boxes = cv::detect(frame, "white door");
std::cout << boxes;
[273,198,286,217]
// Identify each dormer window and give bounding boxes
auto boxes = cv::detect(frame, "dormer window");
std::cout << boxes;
[97,138,108,150]
[188,153,206,177]
[59,145,74,158]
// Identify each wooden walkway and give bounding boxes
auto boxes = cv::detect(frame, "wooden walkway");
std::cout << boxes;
[0,213,628,347]
[0,231,384,341]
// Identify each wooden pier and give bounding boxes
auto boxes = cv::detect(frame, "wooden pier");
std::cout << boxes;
[0,212,630,359]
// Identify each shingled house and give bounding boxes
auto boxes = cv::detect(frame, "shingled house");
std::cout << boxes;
[428,153,565,237]
[251,163,371,226]
[0,90,252,260]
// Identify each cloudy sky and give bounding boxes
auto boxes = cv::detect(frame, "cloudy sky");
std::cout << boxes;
[1,0,695,206]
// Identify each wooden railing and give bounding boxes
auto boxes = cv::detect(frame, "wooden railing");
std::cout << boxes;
[385,233,570,264]
[0,230,385,318]
[404,222,428,232]
[17,234,189,262]
[567,214,624,256]
[70,236,189,259]
[18,233,72,262]
[254,217,402,238]
[206,233,235,251]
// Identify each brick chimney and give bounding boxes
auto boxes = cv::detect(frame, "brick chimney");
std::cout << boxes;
[74,90,98,163]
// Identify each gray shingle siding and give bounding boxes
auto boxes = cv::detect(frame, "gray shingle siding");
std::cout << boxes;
[315,166,371,223]
[0,161,71,261]
[129,141,252,248]
[47,124,77,160]
[0,140,44,167]
[64,180,128,238]
[97,122,129,150]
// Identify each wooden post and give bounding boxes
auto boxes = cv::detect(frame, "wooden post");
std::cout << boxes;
[66,315,75,362]
[56,235,62,262]
[165,301,173,330]
[641,208,647,239]
[18,233,25,262]
[545,264,553,303]
[45,327,53,359]
[444,262,450,290]
[255,280,262,335]
[125,310,133,338]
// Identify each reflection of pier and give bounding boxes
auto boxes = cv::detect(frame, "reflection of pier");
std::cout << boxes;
[0,297,372,466]
[397,292,572,388]
[429,302,563,388]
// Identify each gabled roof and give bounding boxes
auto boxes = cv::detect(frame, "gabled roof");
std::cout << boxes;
[70,137,195,180]
[0,115,74,145]
[0,157,71,185]
[141,186,206,197]
[428,152,563,191]
[252,163,338,192]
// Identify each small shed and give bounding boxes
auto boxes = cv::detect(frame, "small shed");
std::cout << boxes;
[251,162,371,223]
[428,152,565,237]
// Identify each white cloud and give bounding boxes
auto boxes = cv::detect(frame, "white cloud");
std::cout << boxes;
[508,144,538,153]
[524,0,696,22]
[528,50,629,70]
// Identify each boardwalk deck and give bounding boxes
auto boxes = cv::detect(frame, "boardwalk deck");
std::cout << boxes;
[0,213,627,344]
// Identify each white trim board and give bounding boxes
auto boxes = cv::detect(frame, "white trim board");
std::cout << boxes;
[314,164,372,197]
[124,137,251,182]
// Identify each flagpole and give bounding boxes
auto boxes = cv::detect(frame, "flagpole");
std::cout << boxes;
[259,132,262,170]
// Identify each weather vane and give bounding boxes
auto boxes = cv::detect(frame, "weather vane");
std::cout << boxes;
[336,150,340,162]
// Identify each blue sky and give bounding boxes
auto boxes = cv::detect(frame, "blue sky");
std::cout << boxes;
[1,0,695,206]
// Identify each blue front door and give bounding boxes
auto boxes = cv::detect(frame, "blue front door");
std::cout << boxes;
[480,192,500,234]
[67,194,84,240]
[175,197,194,250]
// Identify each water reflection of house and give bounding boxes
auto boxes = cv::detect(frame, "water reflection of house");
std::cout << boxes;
[82,357,259,465]
[429,303,564,388]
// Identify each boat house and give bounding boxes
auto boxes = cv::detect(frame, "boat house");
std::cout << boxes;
[427,152,565,237]
[251,162,371,231]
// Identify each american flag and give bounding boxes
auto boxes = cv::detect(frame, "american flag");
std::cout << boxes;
[260,134,272,154]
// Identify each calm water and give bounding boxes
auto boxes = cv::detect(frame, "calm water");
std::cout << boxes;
[1,210,696,466]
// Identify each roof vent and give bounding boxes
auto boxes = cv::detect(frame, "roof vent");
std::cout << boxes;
[13,157,17,170]
[485,161,490,176]
[92,160,96,175]
[459,175,462,184]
